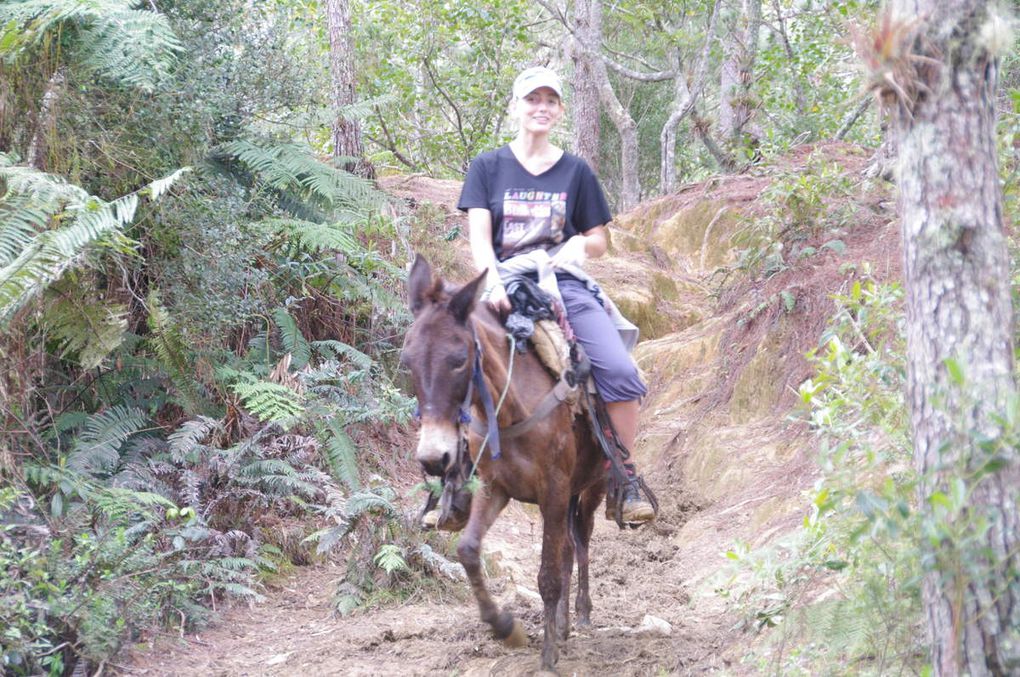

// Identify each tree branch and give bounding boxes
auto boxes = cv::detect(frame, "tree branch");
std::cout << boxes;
[367,107,419,171]
[836,96,872,140]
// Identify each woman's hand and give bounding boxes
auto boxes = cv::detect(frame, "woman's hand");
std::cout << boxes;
[551,234,588,269]
[484,281,511,314]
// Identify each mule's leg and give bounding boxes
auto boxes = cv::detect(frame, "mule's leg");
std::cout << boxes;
[556,497,579,640]
[456,484,524,647]
[573,483,605,628]
[538,492,570,670]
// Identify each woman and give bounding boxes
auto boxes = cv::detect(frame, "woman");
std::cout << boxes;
[456,66,655,524]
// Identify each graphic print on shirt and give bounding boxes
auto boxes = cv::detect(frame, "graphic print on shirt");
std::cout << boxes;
[499,189,567,260]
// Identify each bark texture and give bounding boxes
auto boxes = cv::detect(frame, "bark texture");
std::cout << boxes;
[718,0,761,148]
[570,0,601,172]
[891,1,1020,674]
[27,68,65,170]
[660,0,720,194]
[325,0,373,178]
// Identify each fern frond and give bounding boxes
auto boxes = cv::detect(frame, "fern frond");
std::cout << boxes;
[230,380,304,428]
[45,277,127,369]
[217,140,384,212]
[146,290,207,415]
[167,416,222,463]
[0,159,189,324]
[92,485,176,525]
[236,459,320,499]
[311,340,373,370]
[0,193,52,268]
[66,405,147,476]
[344,491,398,520]
[320,421,361,492]
[261,217,361,254]
[373,544,409,575]
[272,307,311,370]
[0,0,183,91]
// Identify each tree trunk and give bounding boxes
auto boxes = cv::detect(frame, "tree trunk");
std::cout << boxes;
[595,57,640,212]
[325,0,374,178]
[660,0,721,194]
[718,0,761,152]
[890,1,1020,674]
[27,68,65,170]
[570,0,601,171]
[569,0,639,211]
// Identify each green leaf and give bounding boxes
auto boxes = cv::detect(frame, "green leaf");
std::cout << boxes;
[780,290,796,313]
[944,358,965,386]
[322,422,361,492]
[373,544,409,575]
[821,239,846,255]
[273,307,311,370]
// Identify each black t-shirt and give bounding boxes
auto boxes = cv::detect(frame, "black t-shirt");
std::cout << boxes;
[457,146,612,261]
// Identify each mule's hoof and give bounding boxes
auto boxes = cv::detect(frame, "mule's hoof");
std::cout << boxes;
[420,509,439,530]
[503,619,528,648]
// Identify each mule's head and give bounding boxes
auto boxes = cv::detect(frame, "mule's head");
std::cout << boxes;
[401,256,486,477]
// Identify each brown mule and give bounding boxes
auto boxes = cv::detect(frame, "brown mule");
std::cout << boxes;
[401,256,606,672]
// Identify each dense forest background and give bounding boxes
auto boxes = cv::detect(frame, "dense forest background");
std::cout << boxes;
[0,0,1017,675]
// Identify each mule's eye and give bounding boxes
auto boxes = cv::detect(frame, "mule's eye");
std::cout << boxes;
[446,349,469,370]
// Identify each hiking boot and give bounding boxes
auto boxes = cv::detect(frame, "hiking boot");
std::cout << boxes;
[606,482,656,524]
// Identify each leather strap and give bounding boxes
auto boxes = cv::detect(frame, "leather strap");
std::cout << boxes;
[472,338,502,459]
[469,373,576,441]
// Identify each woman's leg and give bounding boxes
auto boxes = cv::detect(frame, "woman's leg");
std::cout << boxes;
[559,279,655,523]
[606,399,639,452]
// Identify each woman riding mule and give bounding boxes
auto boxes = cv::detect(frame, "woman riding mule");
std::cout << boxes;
[459,66,656,523]
[401,67,658,672]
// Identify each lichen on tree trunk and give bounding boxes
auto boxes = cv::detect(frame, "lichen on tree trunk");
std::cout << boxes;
[891,1,1020,674]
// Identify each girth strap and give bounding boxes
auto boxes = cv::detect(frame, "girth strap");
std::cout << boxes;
[469,373,576,441]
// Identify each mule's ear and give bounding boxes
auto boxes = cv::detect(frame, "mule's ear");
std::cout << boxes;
[408,255,439,315]
[449,269,487,324]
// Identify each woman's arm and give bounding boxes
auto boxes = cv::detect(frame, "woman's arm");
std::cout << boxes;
[551,225,608,268]
[467,208,511,312]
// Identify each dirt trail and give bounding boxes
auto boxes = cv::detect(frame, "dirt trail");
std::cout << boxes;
[125,144,890,676]
[125,495,732,676]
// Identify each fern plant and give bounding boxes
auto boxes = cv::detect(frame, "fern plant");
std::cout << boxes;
[0,0,183,92]
[216,140,383,213]
[272,306,312,370]
[0,157,189,324]
[44,275,128,369]
[229,379,305,429]
[145,289,209,415]
[65,404,147,478]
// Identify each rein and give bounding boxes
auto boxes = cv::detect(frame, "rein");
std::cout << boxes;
[463,321,576,470]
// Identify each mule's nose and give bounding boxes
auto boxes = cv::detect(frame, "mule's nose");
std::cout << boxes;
[420,452,450,477]
[415,420,458,476]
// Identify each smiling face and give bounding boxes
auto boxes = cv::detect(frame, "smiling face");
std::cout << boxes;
[512,86,564,135]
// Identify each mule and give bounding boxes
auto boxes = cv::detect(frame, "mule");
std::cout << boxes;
[401,256,607,671]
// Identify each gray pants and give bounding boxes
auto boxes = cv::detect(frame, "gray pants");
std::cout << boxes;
[558,278,646,402]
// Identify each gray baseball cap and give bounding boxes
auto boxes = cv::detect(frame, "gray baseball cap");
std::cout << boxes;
[512,66,563,100]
